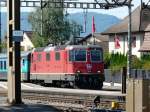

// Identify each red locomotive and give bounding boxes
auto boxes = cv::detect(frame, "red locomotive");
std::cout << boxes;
[30,45,104,89]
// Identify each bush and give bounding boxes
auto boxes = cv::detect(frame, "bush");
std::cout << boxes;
[142,61,150,70]
[131,55,142,69]
[104,53,127,75]
[104,53,150,74]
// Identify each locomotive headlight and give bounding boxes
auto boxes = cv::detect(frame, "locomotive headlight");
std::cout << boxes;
[97,70,101,73]
[77,70,81,73]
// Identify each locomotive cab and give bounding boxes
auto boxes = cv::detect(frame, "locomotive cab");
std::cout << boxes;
[66,45,104,89]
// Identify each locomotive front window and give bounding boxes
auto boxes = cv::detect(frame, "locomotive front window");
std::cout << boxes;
[75,50,86,61]
[90,50,102,62]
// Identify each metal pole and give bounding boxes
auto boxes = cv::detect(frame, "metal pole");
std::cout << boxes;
[7,0,15,104]
[13,0,22,104]
[7,0,21,104]
[122,67,126,93]
[127,3,132,78]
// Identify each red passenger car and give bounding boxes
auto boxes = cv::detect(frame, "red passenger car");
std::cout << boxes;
[30,45,104,89]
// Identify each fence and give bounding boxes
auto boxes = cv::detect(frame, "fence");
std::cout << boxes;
[104,69,150,83]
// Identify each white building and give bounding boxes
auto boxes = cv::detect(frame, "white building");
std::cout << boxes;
[102,4,150,58]
[21,31,34,51]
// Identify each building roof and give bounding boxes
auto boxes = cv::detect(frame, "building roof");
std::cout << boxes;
[24,31,33,39]
[78,33,108,43]
[139,35,150,52]
[102,4,150,34]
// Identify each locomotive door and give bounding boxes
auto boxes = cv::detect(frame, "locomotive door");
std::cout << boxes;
[62,51,67,74]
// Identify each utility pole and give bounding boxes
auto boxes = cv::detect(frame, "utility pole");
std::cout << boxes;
[7,0,21,104]
[40,0,43,36]
[7,0,14,104]
[127,1,132,79]
[13,0,21,104]
[0,1,1,52]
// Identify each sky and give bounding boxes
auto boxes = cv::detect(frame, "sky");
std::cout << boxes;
[0,0,150,19]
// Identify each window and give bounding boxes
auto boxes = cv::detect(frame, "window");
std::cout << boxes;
[55,52,60,61]
[90,50,102,62]
[114,36,120,49]
[37,54,42,61]
[0,61,2,69]
[127,36,136,48]
[75,50,86,61]
[132,36,136,48]
[69,50,86,62]
[46,53,50,61]
[69,50,74,61]
[4,61,6,70]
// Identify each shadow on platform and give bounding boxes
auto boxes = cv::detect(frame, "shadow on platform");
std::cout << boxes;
[0,104,61,112]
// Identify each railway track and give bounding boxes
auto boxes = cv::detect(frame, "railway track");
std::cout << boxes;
[0,89,126,112]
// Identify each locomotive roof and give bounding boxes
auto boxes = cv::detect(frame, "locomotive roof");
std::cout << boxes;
[21,51,31,57]
[33,47,45,52]
[65,45,102,50]
[33,45,102,52]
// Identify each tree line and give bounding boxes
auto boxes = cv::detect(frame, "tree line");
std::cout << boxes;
[0,2,82,51]
[28,4,82,47]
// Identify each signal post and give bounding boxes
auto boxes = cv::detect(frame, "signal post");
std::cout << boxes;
[7,0,21,104]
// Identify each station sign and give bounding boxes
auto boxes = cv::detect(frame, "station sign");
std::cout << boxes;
[13,30,23,42]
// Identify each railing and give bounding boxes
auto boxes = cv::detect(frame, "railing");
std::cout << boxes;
[104,69,150,83]
[130,69,150,79]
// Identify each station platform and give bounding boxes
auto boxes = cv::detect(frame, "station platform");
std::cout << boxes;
[0,82,60,112]
[0,81,121,90]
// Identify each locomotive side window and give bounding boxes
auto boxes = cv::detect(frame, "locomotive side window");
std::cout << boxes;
[55,52,60,61]
[90,50,102,62]
[37,54,42,62]
[69,50,74,61]
[46,53,50,61]
[75,50,86,61]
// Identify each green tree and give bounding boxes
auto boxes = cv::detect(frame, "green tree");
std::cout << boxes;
[0,41,7,52]
[29,4,82,47]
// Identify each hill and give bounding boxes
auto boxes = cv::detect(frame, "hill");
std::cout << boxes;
[68,12,121,36]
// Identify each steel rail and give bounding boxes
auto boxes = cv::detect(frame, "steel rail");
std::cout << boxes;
[0,89,126,111]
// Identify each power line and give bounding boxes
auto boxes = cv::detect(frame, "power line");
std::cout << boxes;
[0,0,129,9]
